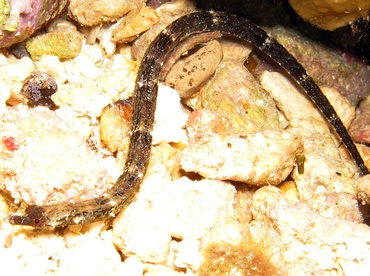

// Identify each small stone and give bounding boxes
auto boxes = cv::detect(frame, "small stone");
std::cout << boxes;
[166,40,223,98]
[68,0,139,26]
[21,72,58,109]
[349,95,370,144]
[201,59,279,136]
[26,28,83,60]
[100,99,132,153]
[112,6,160,43]
[220,39,253,63]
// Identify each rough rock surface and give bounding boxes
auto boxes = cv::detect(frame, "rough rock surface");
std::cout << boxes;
[201,59,280,135]
[289,0,370,30]
[0,106,113,205]
[181,131,302,185]
[111,5,159,43]
[250,186,370,275]
[350,95,370,145]
[68,0,140,26]
[267,26,370,104]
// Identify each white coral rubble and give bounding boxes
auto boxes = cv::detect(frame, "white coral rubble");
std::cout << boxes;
[0,106,115,205]
[250,186,370,275]
[0,0,370,275]
[180,131,302,185]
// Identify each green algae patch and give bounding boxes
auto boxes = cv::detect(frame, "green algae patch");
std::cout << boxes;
[0,0,11,31]
[201,59,280,136]
[26,29,83,60]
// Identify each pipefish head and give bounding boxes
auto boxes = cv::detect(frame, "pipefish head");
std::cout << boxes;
[9,205,49,227]
[9,203,79,228]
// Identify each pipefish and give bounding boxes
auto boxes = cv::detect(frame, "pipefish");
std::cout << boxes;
[9,11,368,228]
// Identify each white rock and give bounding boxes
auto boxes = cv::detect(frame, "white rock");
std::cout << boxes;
[152,85,188,145]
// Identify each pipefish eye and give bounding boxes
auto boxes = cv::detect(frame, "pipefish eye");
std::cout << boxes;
[25,205,46,227]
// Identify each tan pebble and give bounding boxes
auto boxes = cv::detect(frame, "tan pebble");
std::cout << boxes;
[165,40,223,98]
[68,0,138,26]
[112,6,160,43]
[47,18,78,33]
[85,25,102,45]
[100,100,133,152]
[220,39,253,63]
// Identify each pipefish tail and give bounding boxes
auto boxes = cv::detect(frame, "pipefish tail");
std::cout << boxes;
[9,10,368,228]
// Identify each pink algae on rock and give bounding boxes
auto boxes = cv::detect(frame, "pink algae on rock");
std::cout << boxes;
[0,0,69,48]
[268,26,370,104]
[350,95,370,145]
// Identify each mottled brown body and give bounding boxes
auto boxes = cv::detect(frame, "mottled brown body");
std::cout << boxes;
[9,11,368,228]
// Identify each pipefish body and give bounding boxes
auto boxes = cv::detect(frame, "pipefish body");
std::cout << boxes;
[9,11,368,228]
